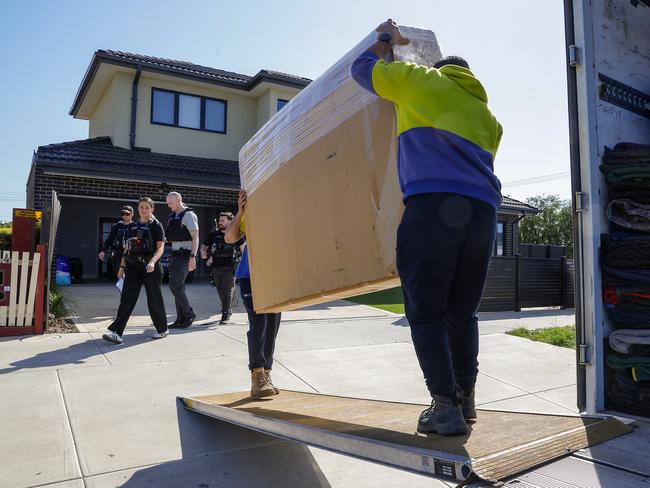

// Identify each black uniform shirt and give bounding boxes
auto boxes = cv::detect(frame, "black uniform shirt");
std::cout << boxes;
[128,219,166,254]
[102,221,131,253]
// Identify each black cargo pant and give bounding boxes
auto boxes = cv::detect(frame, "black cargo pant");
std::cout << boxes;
[397,192,496,399]
[213,263,237,315]
[238,278,281,370]
[110,249,124,277]
[169,252,194,321]
[108,255,168,336]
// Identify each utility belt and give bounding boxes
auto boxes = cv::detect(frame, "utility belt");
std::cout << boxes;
[125,253,154,266]
[171,249,192,257]
[212,259,238,268]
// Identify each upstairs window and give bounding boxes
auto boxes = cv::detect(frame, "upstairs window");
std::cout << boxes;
[277,98,289,111]
[151,88,227,134]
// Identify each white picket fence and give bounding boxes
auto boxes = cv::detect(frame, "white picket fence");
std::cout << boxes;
[0,250,42,327]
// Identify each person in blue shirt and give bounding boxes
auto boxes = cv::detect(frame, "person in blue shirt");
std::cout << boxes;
[225,190,281,398]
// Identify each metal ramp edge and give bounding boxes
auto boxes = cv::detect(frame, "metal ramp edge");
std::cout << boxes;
[179,391,632,485]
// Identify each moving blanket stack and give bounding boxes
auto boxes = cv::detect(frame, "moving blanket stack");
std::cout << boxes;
[599,142,650,416]
[238,27,441,313]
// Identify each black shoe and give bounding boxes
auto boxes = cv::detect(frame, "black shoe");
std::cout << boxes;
[180,312,196,329]
[168,319,184,329]
[219,312,232,325]
[417,395,468,436]
[457,385,477,421]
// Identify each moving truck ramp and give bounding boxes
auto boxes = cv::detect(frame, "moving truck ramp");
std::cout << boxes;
[179,390,632,485]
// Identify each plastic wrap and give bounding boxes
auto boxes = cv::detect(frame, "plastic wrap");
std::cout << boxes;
[240,26,442,194]
[239,26,442,313]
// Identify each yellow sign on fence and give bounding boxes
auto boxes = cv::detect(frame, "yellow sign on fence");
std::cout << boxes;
[14,209,42,219]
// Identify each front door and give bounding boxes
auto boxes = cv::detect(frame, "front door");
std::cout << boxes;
[98,218,118,278]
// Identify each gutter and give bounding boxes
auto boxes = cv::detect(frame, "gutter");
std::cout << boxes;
[129,65,150,151]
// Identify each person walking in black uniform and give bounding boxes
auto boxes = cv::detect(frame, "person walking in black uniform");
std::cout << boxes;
[98,206,134,277]
[102,197,168,344]
[200,212,243,324]
[165,191,200,329]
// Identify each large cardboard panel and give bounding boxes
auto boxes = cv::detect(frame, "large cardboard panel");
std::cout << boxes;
[241,27,441,313]
[246,98,402,313]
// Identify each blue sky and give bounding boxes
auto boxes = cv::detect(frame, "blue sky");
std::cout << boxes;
[0,0,571,221]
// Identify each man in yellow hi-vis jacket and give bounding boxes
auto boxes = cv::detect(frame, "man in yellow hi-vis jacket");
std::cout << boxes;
[352,19,503,435]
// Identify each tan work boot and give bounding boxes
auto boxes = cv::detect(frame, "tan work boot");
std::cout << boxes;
[264,369,280,395]
[250,367,275,398]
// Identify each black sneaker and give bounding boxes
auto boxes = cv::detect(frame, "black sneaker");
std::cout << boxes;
[219,313,232,325]
[457,385,477,421]
[168,318,184,329]
[417,395,468,436]
[180,312,196,329]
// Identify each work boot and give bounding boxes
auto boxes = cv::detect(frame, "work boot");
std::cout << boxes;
[250,368,275,398]
[417,395,468,436]
[219,312,231,325]
[264,369,280,395]
[457,385,477,421]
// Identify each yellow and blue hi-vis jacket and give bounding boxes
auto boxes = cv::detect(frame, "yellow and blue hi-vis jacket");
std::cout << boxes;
[351,51,503,208]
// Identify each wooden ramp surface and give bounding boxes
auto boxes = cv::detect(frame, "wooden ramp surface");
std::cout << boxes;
[181,390,631,484]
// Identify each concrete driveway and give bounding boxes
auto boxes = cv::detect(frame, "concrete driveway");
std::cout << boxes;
[4,281,639,488]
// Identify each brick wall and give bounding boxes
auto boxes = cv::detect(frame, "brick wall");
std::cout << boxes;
[30,167,239,211]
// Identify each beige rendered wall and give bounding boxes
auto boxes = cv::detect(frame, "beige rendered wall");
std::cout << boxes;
[255,87,300,130]
[134,75,258,160]
[255,90,271,130]
[88,72,132,147]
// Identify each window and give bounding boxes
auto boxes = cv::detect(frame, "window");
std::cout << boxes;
[494,222,504,256]
[151,88,227,133]
[151,89,175,125]
[178,94,201,129]
[205,98,226,132]
[277,98,289,111]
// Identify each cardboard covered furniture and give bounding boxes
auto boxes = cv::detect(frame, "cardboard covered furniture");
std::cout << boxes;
[239,27,442,313]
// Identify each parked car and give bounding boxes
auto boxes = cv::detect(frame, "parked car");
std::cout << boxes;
[160,243,194,283]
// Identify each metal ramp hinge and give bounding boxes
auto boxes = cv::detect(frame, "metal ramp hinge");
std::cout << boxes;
[574,192,587,213]
[579,343,591,365]
[568,45,579,67]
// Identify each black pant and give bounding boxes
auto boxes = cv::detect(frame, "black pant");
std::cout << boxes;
[213,263,236,314]
[238,278,281,370]
[169,253,194,321]
[396,193,496,399]
[108,257,168,336]
[110,250,124,277]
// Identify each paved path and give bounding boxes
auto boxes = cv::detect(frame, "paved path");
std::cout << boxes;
[0,281,611,488]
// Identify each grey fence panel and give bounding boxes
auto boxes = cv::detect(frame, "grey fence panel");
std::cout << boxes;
[518,257,563,308]
[479,257,517,312]
[563,259,575,308]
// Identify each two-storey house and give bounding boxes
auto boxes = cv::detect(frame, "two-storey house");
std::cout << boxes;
[26,49,538,279]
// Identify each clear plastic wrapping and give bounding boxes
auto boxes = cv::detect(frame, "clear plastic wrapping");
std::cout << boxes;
[239,26,442,194]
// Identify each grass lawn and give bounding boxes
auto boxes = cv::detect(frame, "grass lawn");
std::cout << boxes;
[506,325,576,349]
[347,287,405,314]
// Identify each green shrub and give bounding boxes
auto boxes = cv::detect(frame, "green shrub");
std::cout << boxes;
[48,283,76,318]
[506,325,576,349]
[0,226,11,251]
